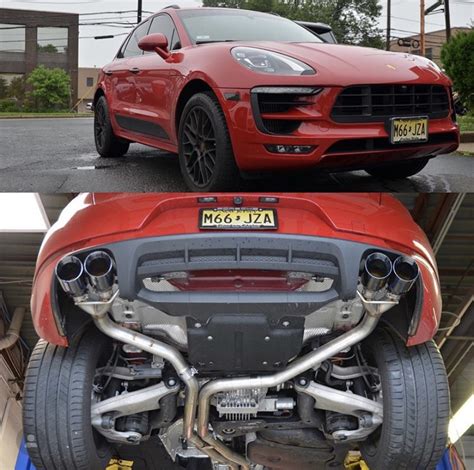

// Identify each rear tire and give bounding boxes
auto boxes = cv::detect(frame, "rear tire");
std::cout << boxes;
[360,328,450,470]
[178,92,240,191]
[23,328,113,470]
[94,95,130,158]
[365,157,429,179]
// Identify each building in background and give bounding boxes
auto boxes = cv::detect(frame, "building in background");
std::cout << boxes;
[77,67,100,112]
[390,27,472,66]
[0,8,79,105]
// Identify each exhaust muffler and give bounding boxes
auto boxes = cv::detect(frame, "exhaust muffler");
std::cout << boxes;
[389,256,419,295]
[55,255,86,298]
[84,251,115,295]
[361,252,392,292]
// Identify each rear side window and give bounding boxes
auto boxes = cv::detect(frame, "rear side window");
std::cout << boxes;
[122,20,151,58]
[149,14,181,50]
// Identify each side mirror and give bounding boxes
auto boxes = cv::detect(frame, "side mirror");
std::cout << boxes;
[138,33,170,59]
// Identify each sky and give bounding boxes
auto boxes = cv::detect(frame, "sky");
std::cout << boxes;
[2,0,473,68]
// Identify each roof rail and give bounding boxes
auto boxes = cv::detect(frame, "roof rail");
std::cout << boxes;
[164,4,180,9]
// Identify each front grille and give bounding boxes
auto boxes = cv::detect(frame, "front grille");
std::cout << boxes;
[332,85,450,122]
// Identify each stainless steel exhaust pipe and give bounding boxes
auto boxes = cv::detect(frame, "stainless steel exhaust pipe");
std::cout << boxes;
[84,251,115,293]
[55,255,87,297]
[361,252,392,292]
[197,311,383,469]
[92,313,198,442]
[389,256,419,295]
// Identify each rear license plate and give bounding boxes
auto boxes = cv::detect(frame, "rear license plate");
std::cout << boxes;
[390,117,428,144]
[199,208,278,230]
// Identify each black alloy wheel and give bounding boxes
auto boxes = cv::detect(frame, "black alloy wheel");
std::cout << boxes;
[182,106,217,188]
[178,92,240,191]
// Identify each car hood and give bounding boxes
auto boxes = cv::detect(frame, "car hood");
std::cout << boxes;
[36,193,437,278]
[206,41,450,87]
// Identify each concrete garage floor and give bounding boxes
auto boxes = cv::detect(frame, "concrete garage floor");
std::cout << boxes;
[0,117,473,192]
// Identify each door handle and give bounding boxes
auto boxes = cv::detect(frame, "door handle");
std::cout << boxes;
[104,70,113,76]
[129,67,141,74]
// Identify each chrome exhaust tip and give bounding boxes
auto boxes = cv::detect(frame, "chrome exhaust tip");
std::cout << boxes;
[389,256,419,295]
[84,251,115,292]
[55,256,86,297]
[361,252,392,292]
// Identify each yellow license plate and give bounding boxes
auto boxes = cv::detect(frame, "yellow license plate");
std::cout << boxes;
[199,208,278,230]
[390,117,428,144]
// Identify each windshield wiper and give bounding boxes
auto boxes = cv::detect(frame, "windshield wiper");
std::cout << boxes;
[195,39,237,45]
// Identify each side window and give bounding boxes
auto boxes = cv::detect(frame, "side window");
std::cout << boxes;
[122,21,151,58]
[149,14,181,51]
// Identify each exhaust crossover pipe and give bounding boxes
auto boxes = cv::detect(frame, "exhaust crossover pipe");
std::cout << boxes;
[54,250,419,469]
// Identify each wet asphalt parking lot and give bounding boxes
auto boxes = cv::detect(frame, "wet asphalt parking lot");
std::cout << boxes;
[1,117,473,192]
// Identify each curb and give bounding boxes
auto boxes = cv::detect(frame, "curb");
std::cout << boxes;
[460,131,474,143]
[0,114,92,120]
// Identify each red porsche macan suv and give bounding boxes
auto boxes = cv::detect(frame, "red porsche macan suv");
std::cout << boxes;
[24,193,449,470]
[93,7,459,190]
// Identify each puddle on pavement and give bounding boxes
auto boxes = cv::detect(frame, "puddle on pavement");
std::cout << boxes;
[75,164,113,170]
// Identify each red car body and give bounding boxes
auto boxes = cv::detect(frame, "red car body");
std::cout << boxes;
[32,193,440,349]
[94,7,459,173]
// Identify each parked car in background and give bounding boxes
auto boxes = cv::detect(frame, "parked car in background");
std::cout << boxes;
[92,7,459,191]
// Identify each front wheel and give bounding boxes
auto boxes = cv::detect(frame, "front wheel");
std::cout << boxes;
[365,157,430,179]
[23,328,114,470]
[178,92,240,191]
[360,328,450,470]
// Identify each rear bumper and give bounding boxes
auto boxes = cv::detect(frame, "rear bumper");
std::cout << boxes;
[216,87,459,172]
[33,232,439,347]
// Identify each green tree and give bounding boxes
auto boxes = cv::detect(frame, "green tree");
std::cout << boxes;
[8,76,26,103]
[0,77,8,99]
[441,30,474,109]
[26,65,71,111]
[201,0,384,47]
[37,43,59,53]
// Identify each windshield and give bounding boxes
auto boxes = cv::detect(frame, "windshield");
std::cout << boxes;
[177,9,323,44]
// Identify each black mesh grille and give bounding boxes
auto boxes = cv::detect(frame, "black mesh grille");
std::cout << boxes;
[331,85,450,122]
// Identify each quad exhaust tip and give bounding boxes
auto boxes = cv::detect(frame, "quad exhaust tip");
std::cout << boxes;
[84,251,115,292]
[55,255,87,297]
[389,256,419,295]
[361,252,419,295]
[361,252,392,292]
[56,250,115,297]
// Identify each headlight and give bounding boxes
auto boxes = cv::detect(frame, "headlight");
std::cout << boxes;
[231,47,315,76]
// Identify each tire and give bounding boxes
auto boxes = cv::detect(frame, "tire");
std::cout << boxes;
[360,328,450,470]
[94,95,130,158]
[365,157,429,179]
[23,328,114,470]
[178,92,240,191]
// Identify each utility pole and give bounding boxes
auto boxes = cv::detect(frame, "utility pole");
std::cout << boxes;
[420,0,426,56]
[137,0,143,23]
[386,0,392,50]
[444,0,451,41]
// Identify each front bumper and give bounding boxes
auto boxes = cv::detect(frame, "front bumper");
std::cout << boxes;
[216,87,459,172]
